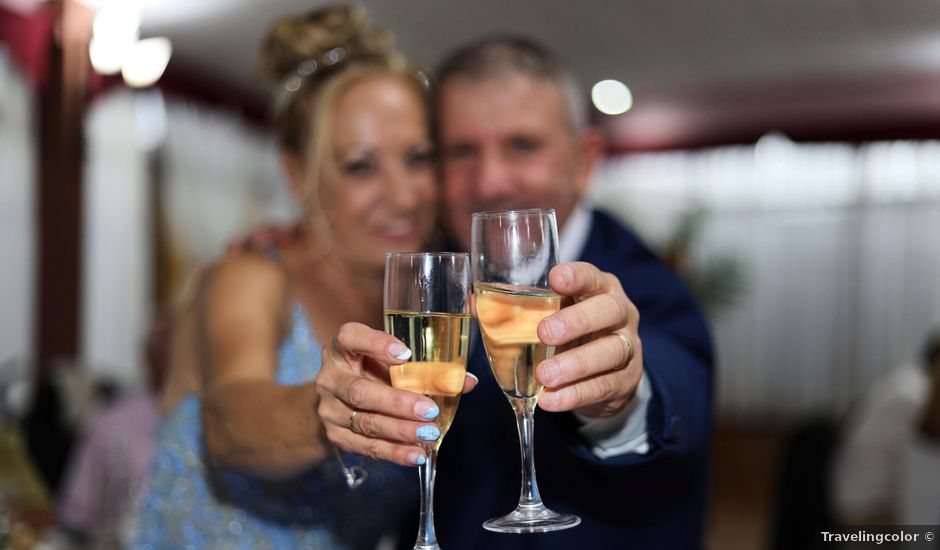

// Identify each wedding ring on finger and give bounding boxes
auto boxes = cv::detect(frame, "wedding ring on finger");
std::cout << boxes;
[614,332,634,367]
[348,409,360,431]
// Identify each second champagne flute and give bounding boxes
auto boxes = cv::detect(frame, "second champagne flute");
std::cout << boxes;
[384,252,471,550]
[471,208,580,533]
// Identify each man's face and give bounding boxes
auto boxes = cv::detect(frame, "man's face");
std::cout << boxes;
[438,75,595,251]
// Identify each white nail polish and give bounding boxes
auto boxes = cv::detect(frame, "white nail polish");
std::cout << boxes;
[388,342,412,361]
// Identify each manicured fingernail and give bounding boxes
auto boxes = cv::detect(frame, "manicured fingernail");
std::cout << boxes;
[416,425,441,441]
[414,402,439,419]
[465,372,479,383]
[539,360,561,386]
[388,342,412,361]
[409,452,426,466]
[560,265,574,287]
[542,317,564,341]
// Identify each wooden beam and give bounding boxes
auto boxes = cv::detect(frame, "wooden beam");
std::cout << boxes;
[34,0,92,371]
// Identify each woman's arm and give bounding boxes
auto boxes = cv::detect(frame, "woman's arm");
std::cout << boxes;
[198,253,328,478]
[159,293,200,415]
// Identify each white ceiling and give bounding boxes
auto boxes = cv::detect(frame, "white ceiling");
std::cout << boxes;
[134,0,940,146]
[139,0,940,92]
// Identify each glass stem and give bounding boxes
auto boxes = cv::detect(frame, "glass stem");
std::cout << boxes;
[511,396,543,508]
[415,448,439,549]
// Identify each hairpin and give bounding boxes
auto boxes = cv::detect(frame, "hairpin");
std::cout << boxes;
[274,46,348,112]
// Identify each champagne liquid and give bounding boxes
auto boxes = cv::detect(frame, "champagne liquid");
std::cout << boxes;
[474,282,561,399]
[384,311,470,449]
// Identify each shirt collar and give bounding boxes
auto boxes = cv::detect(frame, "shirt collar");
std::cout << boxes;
[558,201,593,264]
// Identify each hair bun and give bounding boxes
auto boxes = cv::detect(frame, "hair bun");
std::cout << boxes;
[256,4,395,85]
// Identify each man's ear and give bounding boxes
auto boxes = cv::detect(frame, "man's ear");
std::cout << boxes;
[575,128,606,195]
[280,150,305,200]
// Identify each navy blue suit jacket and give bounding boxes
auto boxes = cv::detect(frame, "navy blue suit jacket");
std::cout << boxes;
[413,210,714,550]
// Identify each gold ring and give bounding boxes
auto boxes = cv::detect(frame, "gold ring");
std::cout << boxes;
[615,332,634,367]
[349,409,359,430]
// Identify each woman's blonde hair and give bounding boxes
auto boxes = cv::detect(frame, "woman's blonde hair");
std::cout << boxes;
[256,5,430,241]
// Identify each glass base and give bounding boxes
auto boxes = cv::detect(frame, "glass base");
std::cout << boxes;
[412,544,440,550]
[483,504,581,533]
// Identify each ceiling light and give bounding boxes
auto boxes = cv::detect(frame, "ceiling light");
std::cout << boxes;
[92,4,140,45]
[88,4,140,75]
[89,36,125,75]
[592,79,634,116]
[121,37,172,88]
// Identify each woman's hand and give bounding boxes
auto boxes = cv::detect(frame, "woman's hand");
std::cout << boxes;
[316,322,477,466]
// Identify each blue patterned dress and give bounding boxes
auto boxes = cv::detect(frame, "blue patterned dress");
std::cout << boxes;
[134,303,415,549]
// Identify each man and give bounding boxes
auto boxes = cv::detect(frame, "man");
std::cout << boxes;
[315,37,713,549]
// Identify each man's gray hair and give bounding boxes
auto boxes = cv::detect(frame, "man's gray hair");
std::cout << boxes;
[434,36,588,132]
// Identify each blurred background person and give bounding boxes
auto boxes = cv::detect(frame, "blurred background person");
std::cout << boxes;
[832,328,940,524]
[56,314,172,546]
[134,5,453,548]
[900,331,940,527]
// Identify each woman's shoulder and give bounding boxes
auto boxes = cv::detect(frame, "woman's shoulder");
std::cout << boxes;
[205,251,291,300]
[196,251,295,337]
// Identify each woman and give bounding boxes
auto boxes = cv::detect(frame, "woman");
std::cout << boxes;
[135,6,458,548]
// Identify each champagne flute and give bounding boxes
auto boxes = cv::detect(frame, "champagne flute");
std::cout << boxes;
[384,252,471,550]
[471,208,580,533]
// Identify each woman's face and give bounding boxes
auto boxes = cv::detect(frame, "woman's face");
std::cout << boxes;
[314,75,436,267]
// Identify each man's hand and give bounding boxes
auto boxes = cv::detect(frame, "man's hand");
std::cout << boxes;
[315,323,478,466]
[535,262,643,418]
